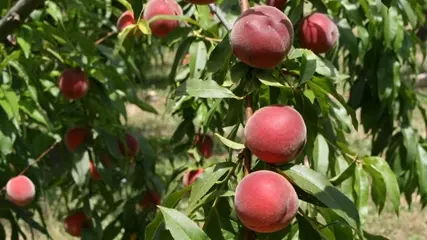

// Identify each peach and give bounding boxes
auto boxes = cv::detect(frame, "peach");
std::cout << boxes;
[182,53,190,65]
[183,168,204,186]
[234,170,298,233]
[267,0,287,11]
[117,10,136,32]
[196,134,214,159]
[64,127,91,152]
[118,133,139,157]
[299,13,339,54]
[143,0,183,37]
[58,68,89,100]
[64,211,91,237]
[6,175,36,206]
[186,0,216,4]
[244,105,306,164]
[139,191,161,209]
[89,154,111,181]
[230,6,294,69]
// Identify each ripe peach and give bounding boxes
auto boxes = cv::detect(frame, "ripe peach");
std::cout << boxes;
[244,105,306,164]
[58,68,89,100]
[183,168,204,186]
[182,53,190,65]
[64,211,91,237]
[234,170,298,233]
[196,134,214,159]
[117,10,136,32]
[6,175,36,206]
[139,191,161,209]
[89,154,111,181]
[299,13,339,54]
[230,6,294,69]
[267,0,287,11]
[118,133,139,157]
[186,0,216,4]
[143,0,183,38]
[64,127,91,152]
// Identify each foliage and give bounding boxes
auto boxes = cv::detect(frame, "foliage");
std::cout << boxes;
[0,0,426,239]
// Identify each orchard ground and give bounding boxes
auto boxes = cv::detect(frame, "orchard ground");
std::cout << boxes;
[3,52,427,240]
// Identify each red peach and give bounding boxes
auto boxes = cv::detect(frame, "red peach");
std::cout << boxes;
[182,53,190,65]
[186,0,216,4]
[64,211,91,237]
[117,10,136,32]
[183,168,204,186]
[58,68,89,100]
[118,133,140,157]
[140,191,161,209]
[244,105,306,164]
[234,170,299,233]
[230,6,294,69]
[299,13,339,54]
[89,154,111,181]
[143,0,183,38]
[6,175,36,207]
[267,0,287,11]
[64,127,91,152]
[197,134,214,159]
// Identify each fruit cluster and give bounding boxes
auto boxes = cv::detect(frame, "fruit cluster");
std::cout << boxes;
[4,0,340,236]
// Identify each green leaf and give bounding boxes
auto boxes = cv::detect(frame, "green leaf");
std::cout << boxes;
[311,134,329,176]
[398,0,417,27]
[300,50,317,85]
[214,133,244,150]
[330,161,356,186]
[353,165,369,222]
[158,206,210,240]
[71,151,90,188]
[188,163,232,213]
[145,186,192,240]
[176,79,241,99]
[189,41,208,79]
[137,19,151,35]
[280,164,360,230]
[203,207,225,240]
[196,5,212,31]
[206,34,232,73]
[402,126,418,167]
[416,145,427,200]
[117,0,133,11]
[362,156,400,214]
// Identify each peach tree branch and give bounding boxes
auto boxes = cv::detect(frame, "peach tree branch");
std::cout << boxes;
[0,0,45,41]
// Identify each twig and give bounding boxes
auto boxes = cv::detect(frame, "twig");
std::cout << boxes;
[208,4,232,31]
[1,141,60,192]
[95,31,115,45]
[0,0,45,41]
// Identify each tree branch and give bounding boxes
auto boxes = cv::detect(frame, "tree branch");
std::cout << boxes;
[0,0,45,41]
[208,3,232,31]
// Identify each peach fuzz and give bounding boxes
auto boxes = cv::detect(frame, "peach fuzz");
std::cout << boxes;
[230,5,294,69]
[244,105,306,164]
[299,13,339,54]
[234,170,299,233]
[6,175,36,206]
